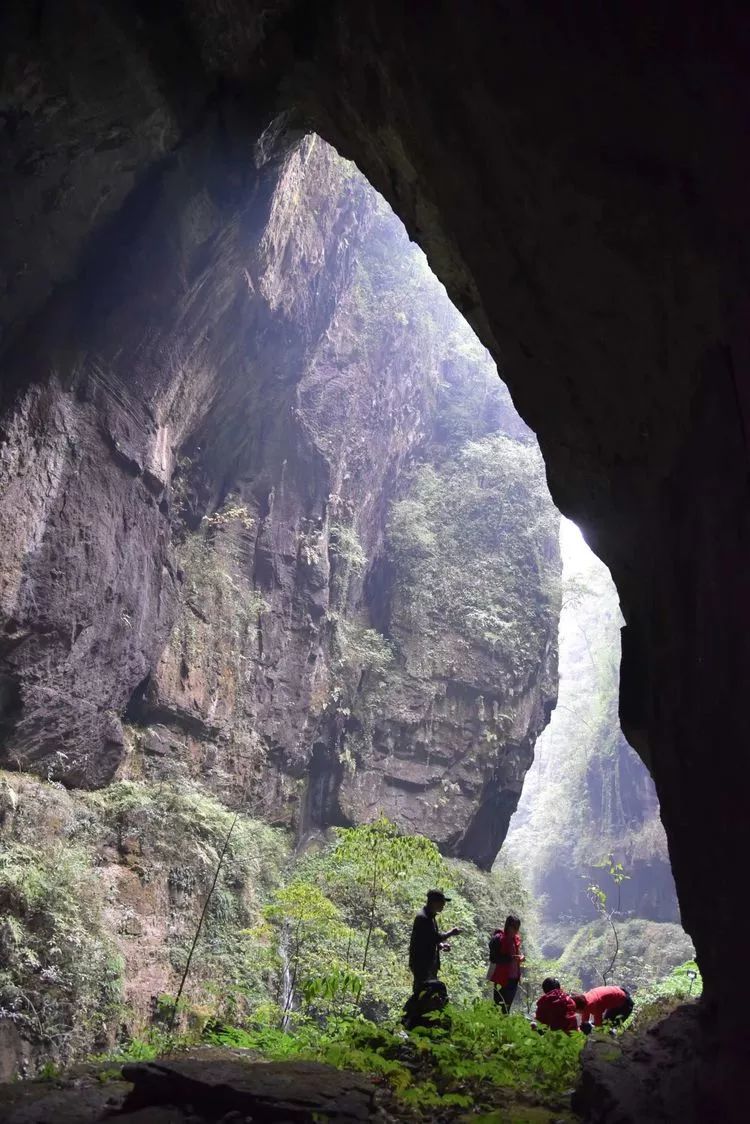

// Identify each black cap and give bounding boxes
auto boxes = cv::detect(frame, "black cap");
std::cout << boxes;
[427,889,452,902]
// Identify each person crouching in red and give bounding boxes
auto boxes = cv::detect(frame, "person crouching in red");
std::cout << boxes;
[534,977,579,1032]
[573,985,633,1032]
[487,914,524,1012]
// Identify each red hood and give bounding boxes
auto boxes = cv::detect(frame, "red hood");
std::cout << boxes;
[537,990,569,1013]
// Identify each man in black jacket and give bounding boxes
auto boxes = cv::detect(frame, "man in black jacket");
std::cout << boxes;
[408,889,461,991]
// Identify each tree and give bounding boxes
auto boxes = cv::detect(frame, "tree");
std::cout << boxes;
[330,817,444,971]
[264,881,349,1019]
[585,855,630,984]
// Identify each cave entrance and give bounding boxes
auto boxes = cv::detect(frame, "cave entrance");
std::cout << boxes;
[0,125,690,1078]
[502,519,692,989]
[152,130,690,994]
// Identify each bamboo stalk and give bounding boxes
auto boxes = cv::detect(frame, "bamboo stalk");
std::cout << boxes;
[169,812,239,1031]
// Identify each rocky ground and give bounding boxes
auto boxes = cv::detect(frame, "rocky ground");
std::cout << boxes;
[0,1049,378,1124]
[0,1003,708,1123]
[0,1046,576,1124]
[573,1004,704,1124]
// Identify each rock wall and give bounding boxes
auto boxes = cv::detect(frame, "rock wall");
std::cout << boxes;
[117,142,561,862]
[338,376,559,867]
[504,520,680,929]
[0,132,560,865]
[0,770,287,1080]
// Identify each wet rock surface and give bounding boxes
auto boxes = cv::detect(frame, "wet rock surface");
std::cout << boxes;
[0,1051,377,1122]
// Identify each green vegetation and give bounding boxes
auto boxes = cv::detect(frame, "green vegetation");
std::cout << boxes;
[329,522,367,573]
[503,525,644,892]
[0,838,122,1067]
[85,781,288,1026]
[347,191,443,356]
[556,918,695,994]
[175,530,266,658]
[628,960,702,1031]
[1,772,698,1119]
[207,1005,583,1117]
[329,613,394,686]
[266,819,529,1022]
[0,772,288,1073]
[388,435,559,678]
[202,495,255,532]
[584,854,630,983]
[502,520,689,996]
[165,489,267,689]
[329,144,560,752]
[331,817,444,971]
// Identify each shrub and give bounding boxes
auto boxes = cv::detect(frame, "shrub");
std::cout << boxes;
[265,818,534,1021]
[329,614,394,686]
[628,960,702,1030]
[329,523,367,573]
[556,918,695,992]
[387,434,560,680]
[85,782,289,1024]
[0,839,123,1069]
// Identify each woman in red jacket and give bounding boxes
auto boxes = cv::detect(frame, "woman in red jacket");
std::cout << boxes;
[487,914,524,1012]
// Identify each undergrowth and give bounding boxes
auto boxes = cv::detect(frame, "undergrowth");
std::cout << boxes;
[205,1002,583,1117]
[627,960,701,1031]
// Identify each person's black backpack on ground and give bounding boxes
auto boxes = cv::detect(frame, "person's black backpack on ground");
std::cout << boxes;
[402,979,449,1031]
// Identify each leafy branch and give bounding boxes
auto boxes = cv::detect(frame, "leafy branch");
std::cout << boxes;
[585,854,630,985]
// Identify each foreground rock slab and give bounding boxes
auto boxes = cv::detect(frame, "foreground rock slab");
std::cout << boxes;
[0,1051,378,1123]
[120,1055,376,1122]
[0,1077,129,1123]
[573,1003,702,1123]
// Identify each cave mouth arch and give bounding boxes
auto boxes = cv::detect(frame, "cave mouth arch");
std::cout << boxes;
[1,2,748,1108]
[0,116,690,1051]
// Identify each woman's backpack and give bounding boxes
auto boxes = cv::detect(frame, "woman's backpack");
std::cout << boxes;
[488,930,512,964]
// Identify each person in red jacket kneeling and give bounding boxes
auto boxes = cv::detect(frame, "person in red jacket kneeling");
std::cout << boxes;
[573,985,633,1032]
[534,978,579,1032]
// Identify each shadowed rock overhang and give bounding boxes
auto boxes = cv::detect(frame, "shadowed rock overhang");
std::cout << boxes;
[1,2,749,1114]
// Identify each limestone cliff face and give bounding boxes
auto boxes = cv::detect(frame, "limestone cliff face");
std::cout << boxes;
[0,125,338,789]
[336,351,559,868]
[132,142,561,863]
[0,135,560,865]
[504,520,680,934]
